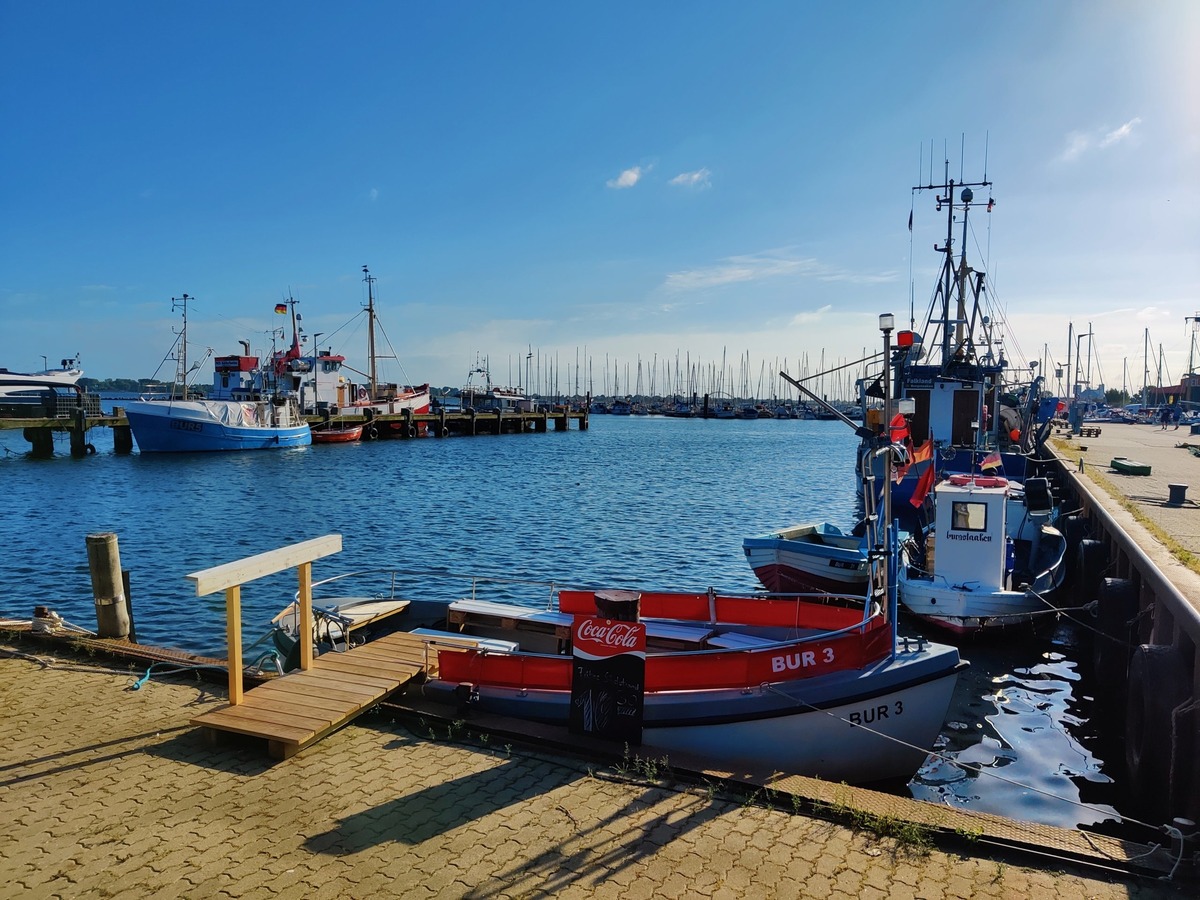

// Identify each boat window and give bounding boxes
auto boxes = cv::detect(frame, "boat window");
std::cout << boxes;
[950,501,987,532]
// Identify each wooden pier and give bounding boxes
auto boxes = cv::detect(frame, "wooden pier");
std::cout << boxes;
[0,401,588,457]
[186,534,442,759]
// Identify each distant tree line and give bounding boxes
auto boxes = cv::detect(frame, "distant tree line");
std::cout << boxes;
[78,377,204,395]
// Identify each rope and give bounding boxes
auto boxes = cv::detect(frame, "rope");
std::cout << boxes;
[128,661,226,692]
[758,680,1186,871]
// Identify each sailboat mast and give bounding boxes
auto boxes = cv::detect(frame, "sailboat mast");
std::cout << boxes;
[363,265,378,397]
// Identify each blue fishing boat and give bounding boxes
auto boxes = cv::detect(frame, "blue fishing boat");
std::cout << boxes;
[850,166,1059,530]
[124,296,311,453]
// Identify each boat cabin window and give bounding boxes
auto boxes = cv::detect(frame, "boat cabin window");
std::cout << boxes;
[950,501,987,532]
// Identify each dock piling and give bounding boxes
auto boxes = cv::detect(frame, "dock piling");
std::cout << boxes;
[86,532,131,639]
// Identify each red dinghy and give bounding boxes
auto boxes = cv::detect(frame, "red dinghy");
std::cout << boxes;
[311,423,363,444]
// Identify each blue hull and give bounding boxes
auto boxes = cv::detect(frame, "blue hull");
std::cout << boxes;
[126,407,311,453]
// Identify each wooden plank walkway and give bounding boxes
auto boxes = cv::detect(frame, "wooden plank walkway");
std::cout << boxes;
[191,631,436,759]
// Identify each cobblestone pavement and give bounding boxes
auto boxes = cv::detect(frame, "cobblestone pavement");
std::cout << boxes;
[0,645,1189,899]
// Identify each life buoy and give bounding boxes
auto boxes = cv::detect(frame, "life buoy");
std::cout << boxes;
[367,424,378,440]
[948,474,971,485]
[84,443,97,455]
[356,386,368,402]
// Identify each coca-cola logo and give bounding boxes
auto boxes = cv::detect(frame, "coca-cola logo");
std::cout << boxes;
[577,620,642,649]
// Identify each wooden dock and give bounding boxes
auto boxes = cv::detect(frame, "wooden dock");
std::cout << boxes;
[0,403,588,456]
[191,631,434,759]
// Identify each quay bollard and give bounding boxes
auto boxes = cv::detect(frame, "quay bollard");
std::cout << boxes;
[86,532,131,638]
[1168,483,1189,506]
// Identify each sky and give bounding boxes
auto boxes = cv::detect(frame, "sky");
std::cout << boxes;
[2,1,1198,399]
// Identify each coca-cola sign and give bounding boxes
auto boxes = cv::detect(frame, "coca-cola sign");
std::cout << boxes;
[575,619,646,655]
[571,616,646,744]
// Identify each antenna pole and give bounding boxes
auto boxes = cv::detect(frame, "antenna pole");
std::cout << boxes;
[363,265,377,398]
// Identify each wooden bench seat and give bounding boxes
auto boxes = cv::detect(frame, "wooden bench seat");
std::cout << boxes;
[409,627,519,653]
[446,599,714,650]
[706,631,779,650]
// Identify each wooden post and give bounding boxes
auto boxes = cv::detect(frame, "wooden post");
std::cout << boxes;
[70,407,88,457]
[226,584,243,705]
[86,532,130,638]
[298,561,314,671]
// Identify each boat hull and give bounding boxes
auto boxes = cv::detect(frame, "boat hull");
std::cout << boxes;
[311,424,363,443]
[431,649,964,783]
[743,524,869,594]
[126,400,311,452]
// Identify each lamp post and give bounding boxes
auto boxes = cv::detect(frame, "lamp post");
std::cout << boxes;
[310,333,324,413]
[879,313,895,610]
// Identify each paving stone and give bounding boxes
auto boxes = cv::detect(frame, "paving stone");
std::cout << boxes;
[1,649,1193,900]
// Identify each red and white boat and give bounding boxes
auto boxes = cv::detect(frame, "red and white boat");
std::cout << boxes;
[742,522,868,594]
[272,559,964,783]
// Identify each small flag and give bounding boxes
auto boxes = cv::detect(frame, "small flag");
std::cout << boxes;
[980,450,1002,470]
[911,438,933,464]
[274,303,287,314]
[910,461,936,508]
[907,210,913,231]
[986,198,994,213]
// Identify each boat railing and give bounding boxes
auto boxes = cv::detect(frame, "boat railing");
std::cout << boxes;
[436,610,893,694]
[306,567,883,629]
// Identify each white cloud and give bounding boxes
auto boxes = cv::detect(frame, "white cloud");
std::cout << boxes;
[368,187,379,202]
[664,251,895,292]
[1059,118,1143,162]
[669,168,711,189]
[789,305,833,326]
[1100,118,1142,148]
[606,166,644,189]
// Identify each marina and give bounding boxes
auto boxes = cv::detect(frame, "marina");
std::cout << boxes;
[3,411,1198,854]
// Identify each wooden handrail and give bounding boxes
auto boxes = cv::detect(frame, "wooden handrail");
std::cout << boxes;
[186,534,343,705]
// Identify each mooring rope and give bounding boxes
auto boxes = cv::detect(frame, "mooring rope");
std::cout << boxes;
[759,681,1189,877]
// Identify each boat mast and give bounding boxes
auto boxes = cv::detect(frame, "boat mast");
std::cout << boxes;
[171,293,191,400]
[363,265,377,398]
[915,157,991,368]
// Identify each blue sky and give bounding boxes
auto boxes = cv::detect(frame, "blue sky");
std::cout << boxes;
[3,1,1198,398]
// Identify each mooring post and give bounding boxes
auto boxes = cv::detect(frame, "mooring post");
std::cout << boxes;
[22,426,54,457]
[86,532,131,638]
[70,407,88,458]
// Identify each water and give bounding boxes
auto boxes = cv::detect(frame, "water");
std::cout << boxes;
[0,411,1131,834]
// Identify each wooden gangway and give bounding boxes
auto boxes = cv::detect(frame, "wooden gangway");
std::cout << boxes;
[192,631,432,759]
[187,535,435,759]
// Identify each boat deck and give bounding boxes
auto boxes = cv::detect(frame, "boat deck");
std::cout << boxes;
[190,631,435,759]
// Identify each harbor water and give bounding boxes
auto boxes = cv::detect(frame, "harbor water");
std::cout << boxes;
[0,411,1130,834]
